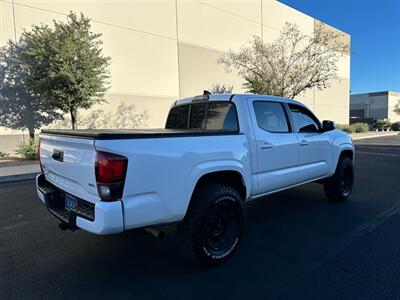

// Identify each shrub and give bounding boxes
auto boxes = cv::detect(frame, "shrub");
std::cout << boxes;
[374,119,391,127]
[15,140,38,160]
[391,121,400,131]
[349,123,369,133]
[336,124,351,133]
[336,123,369,133]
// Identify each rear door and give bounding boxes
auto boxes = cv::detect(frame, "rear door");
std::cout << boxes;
[39,134,100,203]
[287,103,332,182]
[248,99,300,195]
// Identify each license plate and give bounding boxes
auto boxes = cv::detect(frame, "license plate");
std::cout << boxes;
[65,194,78,210]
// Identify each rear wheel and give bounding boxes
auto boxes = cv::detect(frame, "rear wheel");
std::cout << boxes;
[324,156,354,202]
[177,183,245,266]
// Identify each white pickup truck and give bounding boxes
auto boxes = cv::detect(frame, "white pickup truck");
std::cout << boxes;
[36,93,354,266]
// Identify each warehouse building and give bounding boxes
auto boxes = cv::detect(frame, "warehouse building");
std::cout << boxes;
[0,0,350,153]
[350,91,400,122]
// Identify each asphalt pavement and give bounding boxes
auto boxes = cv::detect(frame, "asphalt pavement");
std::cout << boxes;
[0,135,399,299]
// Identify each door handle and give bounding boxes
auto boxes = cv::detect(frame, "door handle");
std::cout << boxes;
[300,140,308,146]
[260,143,274,150]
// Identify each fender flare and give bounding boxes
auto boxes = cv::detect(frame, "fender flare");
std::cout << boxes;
[332,143,354,172]
[180,160,251,215]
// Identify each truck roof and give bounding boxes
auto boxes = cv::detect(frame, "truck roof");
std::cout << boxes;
[174,93,305,107]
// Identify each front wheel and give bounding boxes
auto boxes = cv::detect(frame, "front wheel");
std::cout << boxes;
[177,183,245,266]
[324,156,354,202]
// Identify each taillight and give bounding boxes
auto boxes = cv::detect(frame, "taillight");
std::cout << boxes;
[38,140,44,173]
[95,151,128,201]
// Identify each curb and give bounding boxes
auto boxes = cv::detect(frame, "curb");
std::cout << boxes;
[351,132,399,141]
[0,172,39,183]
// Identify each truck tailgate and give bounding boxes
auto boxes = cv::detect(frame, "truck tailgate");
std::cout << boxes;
[40,134,99,203]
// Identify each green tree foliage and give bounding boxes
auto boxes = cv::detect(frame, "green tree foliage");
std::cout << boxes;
[15,12,111,129]
[218,22,349,98]
[0,42,62,139]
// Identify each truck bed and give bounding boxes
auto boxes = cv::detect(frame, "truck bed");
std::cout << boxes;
[41,128,240,140]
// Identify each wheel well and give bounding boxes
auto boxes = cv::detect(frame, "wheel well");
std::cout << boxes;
[193,171,247,201]
[340,149,354,161]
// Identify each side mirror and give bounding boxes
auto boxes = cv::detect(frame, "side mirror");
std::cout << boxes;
[322,120,336,132]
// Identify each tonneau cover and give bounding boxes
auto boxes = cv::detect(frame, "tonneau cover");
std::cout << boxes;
[41,128,239,139]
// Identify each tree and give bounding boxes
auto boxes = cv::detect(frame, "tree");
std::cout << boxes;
[210,83,233,94]
[0,42,62,139]
[15,12,111,129]
[218,22,349,99]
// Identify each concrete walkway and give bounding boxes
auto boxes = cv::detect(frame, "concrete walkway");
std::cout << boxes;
[350,131,399,140]
[0,162,40,183]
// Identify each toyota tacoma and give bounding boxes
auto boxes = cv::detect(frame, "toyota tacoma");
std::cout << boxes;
[36,93,354,266]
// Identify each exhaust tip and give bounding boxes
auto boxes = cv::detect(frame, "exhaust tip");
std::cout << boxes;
[59,222,69,231]
[144,227,166,240]
[59,222,76,232]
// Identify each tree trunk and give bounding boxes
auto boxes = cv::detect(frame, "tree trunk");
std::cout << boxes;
[70,107,77,130]
[29,130,35,140]
[27,126,35,140]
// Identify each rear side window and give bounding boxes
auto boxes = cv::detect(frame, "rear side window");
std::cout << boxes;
[207,103,239,131]
[253,101,290,133]
[165,102,238,131]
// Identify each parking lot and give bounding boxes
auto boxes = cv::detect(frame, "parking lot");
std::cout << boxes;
[1,134,399,299]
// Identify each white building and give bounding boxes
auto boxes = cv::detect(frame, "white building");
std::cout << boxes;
[0,0,351,154]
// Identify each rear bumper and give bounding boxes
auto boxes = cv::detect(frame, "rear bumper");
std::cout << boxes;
[36,174,123,235]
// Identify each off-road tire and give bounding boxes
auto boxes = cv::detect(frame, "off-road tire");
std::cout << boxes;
[177,183,245,266]
[324,156,354,202]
